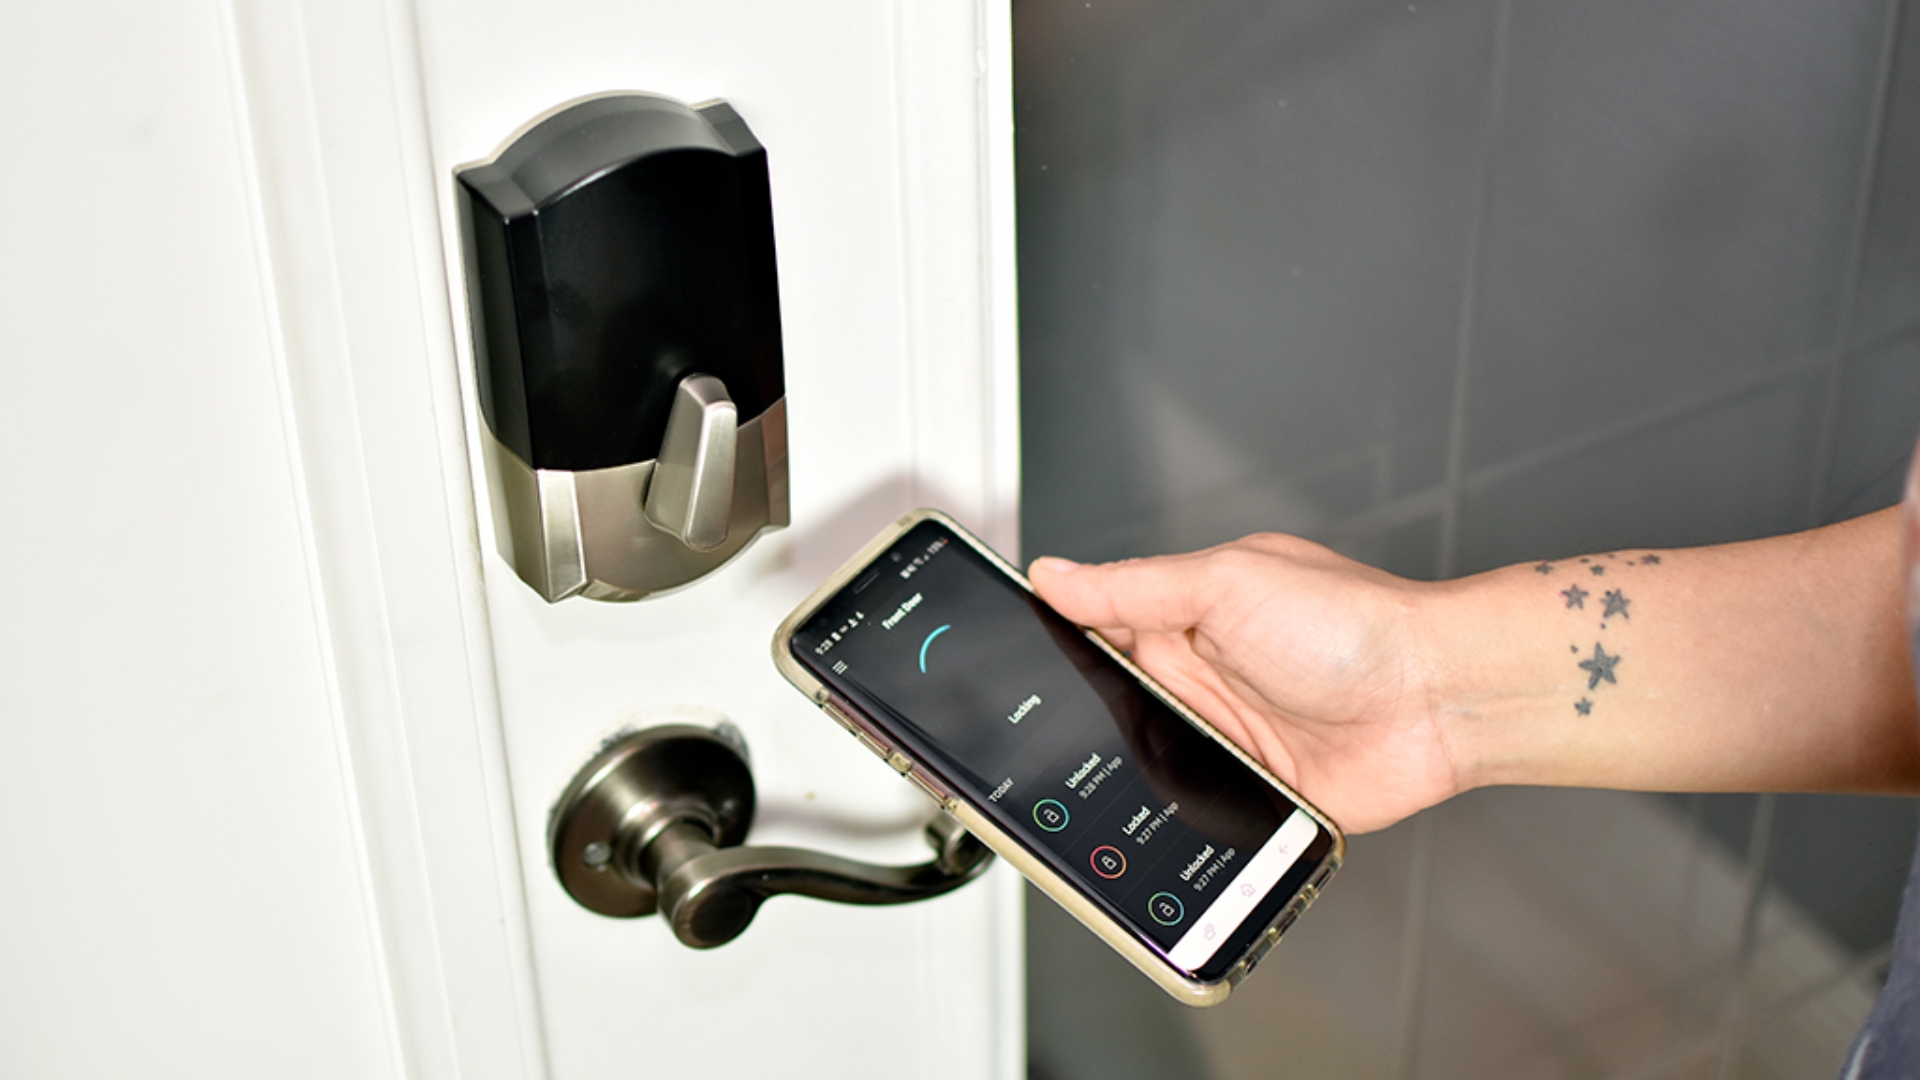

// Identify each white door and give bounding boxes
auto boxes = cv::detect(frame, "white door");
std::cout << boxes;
[0,2,1021,1078]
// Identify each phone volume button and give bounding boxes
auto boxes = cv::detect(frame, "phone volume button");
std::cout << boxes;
[904,768,949,804]
[820,701,856,732]
[887,751,913,775]
[853,730,891,760]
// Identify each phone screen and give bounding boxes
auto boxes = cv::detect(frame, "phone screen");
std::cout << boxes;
[789,519,1334,982]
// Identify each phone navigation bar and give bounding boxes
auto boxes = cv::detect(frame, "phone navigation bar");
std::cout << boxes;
[1167,811,1317,971]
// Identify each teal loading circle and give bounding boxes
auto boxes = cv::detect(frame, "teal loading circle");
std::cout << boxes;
[918,624,951,673]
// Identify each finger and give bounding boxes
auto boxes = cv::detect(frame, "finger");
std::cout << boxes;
[1028,553,1224,636]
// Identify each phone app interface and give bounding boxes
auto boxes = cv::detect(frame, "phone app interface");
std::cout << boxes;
[793,521,1330,977]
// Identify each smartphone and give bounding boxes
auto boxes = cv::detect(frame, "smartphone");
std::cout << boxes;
[772,510,1343,1006]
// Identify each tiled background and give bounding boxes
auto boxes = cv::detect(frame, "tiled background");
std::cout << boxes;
[1014,1,1920,1077]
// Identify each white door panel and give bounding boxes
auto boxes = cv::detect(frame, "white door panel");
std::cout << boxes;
[2,1,1020,1076]
[411,3,1021,1076]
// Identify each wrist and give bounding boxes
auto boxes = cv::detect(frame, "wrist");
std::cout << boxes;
[1409,567,1565,796]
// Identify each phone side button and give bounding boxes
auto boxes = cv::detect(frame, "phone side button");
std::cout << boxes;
[1239,929,1281,980]
[1265,892,1312,948]
[853,730,892,760]
[887,751,914,775]
[820,701,856,733]
[904,768,950,804]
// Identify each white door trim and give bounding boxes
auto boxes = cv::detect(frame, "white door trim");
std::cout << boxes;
[890,2,1023,554]
[888,7,1025,1072]
[222,1,549,1076]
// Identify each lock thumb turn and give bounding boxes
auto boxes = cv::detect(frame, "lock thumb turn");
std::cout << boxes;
[643,374,738,552]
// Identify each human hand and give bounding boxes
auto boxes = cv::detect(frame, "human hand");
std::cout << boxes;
[1029,535,1462,833]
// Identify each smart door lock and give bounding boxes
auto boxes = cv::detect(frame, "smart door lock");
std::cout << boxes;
[455,93,788,602]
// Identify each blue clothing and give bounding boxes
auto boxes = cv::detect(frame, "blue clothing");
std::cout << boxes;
[1840,831,1920,1077]
[1845,461,1920,1077]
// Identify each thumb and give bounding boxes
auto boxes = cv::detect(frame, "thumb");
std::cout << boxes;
[1028,553,1220,635]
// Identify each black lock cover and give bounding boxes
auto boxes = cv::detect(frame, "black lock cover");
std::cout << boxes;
[456,95,785,472]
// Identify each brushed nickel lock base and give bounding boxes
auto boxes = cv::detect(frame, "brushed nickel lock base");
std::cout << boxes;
[482,398,787,603]
[550,723,991,948]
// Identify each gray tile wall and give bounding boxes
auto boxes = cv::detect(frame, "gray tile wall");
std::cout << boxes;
[1016,1,1920,1077]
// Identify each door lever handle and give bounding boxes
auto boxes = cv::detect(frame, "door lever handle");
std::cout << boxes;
[646,810,989,949]
[550,723,992,949]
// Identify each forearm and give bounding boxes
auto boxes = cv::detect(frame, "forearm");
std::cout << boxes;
[1423,508,1920,796]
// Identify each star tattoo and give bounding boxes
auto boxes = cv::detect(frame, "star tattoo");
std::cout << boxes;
[1575,698,1593,716]
[1642,554,1662,565]
[1561,584,1589,609]
[1535,562,1555,575]
[1590,564,1607,576]
[1578,643,1621,690]
[1602,589,1631,621]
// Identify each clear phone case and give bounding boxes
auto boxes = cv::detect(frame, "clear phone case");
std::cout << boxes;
[771,508,1343,1006]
